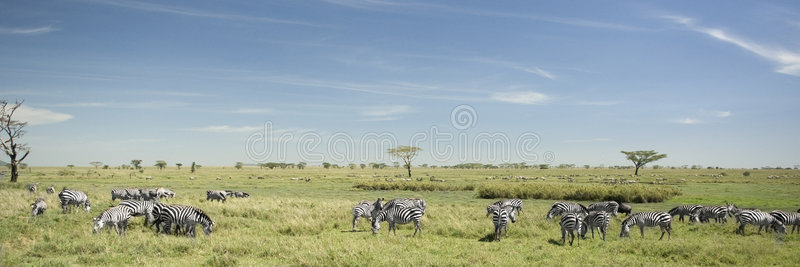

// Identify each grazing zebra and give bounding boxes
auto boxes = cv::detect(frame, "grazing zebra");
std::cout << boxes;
[206,190,227,203]
[587,201,619,216]
[27,183,37,194]
[140,188,159,202]
[617,203,633,216]
[620,211,672,240]
[93,206,132,235]
[156,187,176,199]
[352,200,378,232]
[736,210,785,236]
[691,206,728,223]
[156,205,214,238]
[58,189,91,213]
[669,205,703,223]
[118,200,156,226]
[46,186,55,194]
[233,191,249,198]
[560,213,583,246]
[110,188,129,201]
[31,197,47,217]
[769,210,799,234]
[125,188,142,201]
[382,198,427,214]
[372,205,424,237]
[582,211,610,241]
[546,202,588,220]
[492,205,517,242]
[492,199,523,214]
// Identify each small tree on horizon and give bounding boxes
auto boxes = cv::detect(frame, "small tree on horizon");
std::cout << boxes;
[131,160,142,170]
[176,163,182,170]
[89,161,103,169]
[191,161,197,173]
[155,160,167,170]
[387,145,422,178]
[235,162,244,170]
[621,150,667,176]
[322,162,331,169]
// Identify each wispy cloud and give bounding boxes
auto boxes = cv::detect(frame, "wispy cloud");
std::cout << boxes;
[0,25,58,35]
[664,15,800,77]
[491,91,549,105]
[230,108,275,115]
[360,105,412,121]
[675,118,702,125]
[188,125,261,133]
[14,106,73,126]
[576,100,621,106]
[49,101,188,109]
[563,138,611,143]
[468,58,556,80]
[715,111,732,118]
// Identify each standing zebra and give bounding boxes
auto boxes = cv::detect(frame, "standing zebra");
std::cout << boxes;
[27,183,37,194]
[372,205,424,237]
[560,213,583,246]
[156,205,214,238]
[587,201,619,216]
[770,210,800,234]
[492,199,523,214]
[352,200,378,232]
[125,188,142,201]
[58,189,91,213]
[110,188,129,201]
[620,211,672,240]
[736,210,785,236]
[583,211,611,241]
[546,202,588,220]
[46,186,55,194]
[31,197,47,217]
[93,206,132,235]
[669,205,703,223]
[118,200,156,226]
[382,198,427,214]
[491,205,517,242]
[691,206,728,223]
[206,190,227,203]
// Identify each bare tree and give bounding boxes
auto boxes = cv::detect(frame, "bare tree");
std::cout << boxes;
[0,100,30,183]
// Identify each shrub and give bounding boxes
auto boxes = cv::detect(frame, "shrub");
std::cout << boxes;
[743,171,751,177]
[353,182,475,192]
[476,183,681,203]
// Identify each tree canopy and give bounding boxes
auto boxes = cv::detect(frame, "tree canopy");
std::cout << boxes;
[621,150,667,176]
[387,145,423,177]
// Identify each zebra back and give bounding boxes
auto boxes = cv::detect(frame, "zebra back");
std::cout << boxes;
[547,202,588,220]
[620,211,671,238]
[59,189,91,212]
[587,201,619,216]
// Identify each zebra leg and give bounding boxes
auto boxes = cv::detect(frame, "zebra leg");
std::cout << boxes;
[757,225,763,234]
[738,223,746,235]
[561,228,566,245]
[353,215,358,232]
[413,220,420,237]
[601,226,606,241]
[640,225,645,239]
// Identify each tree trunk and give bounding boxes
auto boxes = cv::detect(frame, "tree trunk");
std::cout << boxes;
[407,165,412,178]
[9,157,18,183]
[634,165,640,176]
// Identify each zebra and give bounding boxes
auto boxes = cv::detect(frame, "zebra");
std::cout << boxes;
[582,211,611,241]
[46,186,55,194]
[668,205,703,223]
[587,201,619,216]
[620,211,672,240]
[118,200,156,226]
[769,210,799,234]
[560,213,583,246]
[31,197,47,217]
[382,198,427,214]
[492,199,523,214]
[233,191,249,198]
[156,205,214,238]
[736,210,785,236]
[27,183,37,194]
[206,190,227,203]
[125,188,142,201]
[93,206,132,235]
[546,202,588,220]
[352,200,378,232]
[111,188,129,201]
[372,205,424,237]
[156,187,176,199]
[139,188,159,202]
[58,189,91,213]
[491,205,517,242]
[690,206,728,224]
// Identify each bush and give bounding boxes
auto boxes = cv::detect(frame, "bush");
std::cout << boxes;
[476,183,681,203]
[743,171,751,177]
[353,182,475,192]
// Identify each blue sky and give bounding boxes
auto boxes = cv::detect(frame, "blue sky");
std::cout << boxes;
[1,0,799,168]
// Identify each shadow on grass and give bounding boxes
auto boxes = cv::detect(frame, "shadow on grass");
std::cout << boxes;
[547,239,563,246]
[478,233,496,242]
[341,230,369,233]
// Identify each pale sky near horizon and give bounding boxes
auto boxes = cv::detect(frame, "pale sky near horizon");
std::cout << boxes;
[1,0,799,168]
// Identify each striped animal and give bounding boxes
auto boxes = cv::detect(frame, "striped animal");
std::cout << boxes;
[620,211,672,240]
[118,200,156,226]
[669,205,703,223]
[736,210,785,236]
[156,187,176,199]
[46,186,55,194]
[582,211,610,241]
[492,199,523,214]
[770,210,800,234]
[352,200,378,232]
[382,198,427,214]
[110,188,129,201]
[125,188,142,200]
[560,213,583,246]
[690,206,728,223]
[206,190,227,203]
[31,198,47,217]
[58,189,91,213]
[587,201,619,216]
[139,188,159,202]
[27,183,37,194]
[546,202,588,220]
[372,205,424,237]
[233,191,249,198]
[156,205,214,238]
[92,206,132,235]
[492,205,517,242]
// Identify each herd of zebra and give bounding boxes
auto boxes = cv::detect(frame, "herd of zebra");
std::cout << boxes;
[352,197,427,236]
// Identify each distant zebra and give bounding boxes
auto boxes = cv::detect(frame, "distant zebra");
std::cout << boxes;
[372,205,424,237]
[58,189,91,213]
[546,202,588,220]
[92,206,132,235]
[669,205,703,223]
[352,200,378,232]
[691,206,728,223]
[118,200,156,226]
[31,197,47,217]
[382,198,427,214]
[110,188,129,201]
[139,188,159,202]
[206,190,227,203]
[582,211,610,241]
[770,210,800,234]
[156,205,214,238]
[587,201,619,216]
[736,210,785,236]
[125,188,142,201]
[46,186,55,194]
[492,205,517,242]
[620,211,672,240]
[27,183,37,194]
[560,213,583,246]
[492,199,523,214]
[156,187,175,199]
[233,191,249,198]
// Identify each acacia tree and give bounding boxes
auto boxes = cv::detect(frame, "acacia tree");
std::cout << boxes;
[131,159,142,170]
[0,100,30,183]
[89,161,103,169]
[155,160,167,170]
[235,162,243,170]
[621,150,667,176]
[175,163,182,170]
[387,145,422,178]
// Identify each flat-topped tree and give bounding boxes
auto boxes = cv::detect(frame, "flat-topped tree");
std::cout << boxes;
[387,145,422,178]
[0,100,30,183]
[621,150,667,176]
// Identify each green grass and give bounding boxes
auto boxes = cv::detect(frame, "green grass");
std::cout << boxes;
[477,183,682,203]
[1,166,799,266]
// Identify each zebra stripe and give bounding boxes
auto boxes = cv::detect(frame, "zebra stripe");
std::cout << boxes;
[372,205,423,237]
[140,188,159,202]
[93,206,132,235]
[110,188,129,201]
[31,198,46,217]
[690,206,727,223]
[736,210,785,235]
[546,202,588,220]
[46,186,55,194]
[125,188,142,200]
[118,200,156,226]
[492,205,516,242]
[155,205,214,238]
[770,210,800,234]
[583,211,610,241]
[382,198,427,214]
[668,205,703,223]
[58,189,91,213]
[206,190,227,203]
[587,201,619,216]
[492,199,523,214]
[620,211,672,240]
[560,213,583,246]
[27,183,37,194]
[352,200,377,232]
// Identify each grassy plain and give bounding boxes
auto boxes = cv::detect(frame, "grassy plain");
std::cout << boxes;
[1,166,799,266]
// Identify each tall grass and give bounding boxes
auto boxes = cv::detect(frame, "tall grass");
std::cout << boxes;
[477,183,682,203]
[353,181,475,191]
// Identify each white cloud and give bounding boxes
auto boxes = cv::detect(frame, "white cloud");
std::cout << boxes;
[0,25,58,35]
[13,106,73,125]
[491,91,549,104]
[360,105,412,121]
[675,118,702,124]
[521,67,556,80]
[189,125,261,133]
[715,111,732,118]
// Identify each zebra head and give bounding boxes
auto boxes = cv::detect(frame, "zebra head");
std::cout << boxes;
[619,217,633,238]
[508,207,517,223]
[84,199,92,212]
[203,221,214,235]
[92,217,105,233]
[545,205,562,220]
[772,220,786,235]
[371,208,386,234]
[725,202,739,217]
